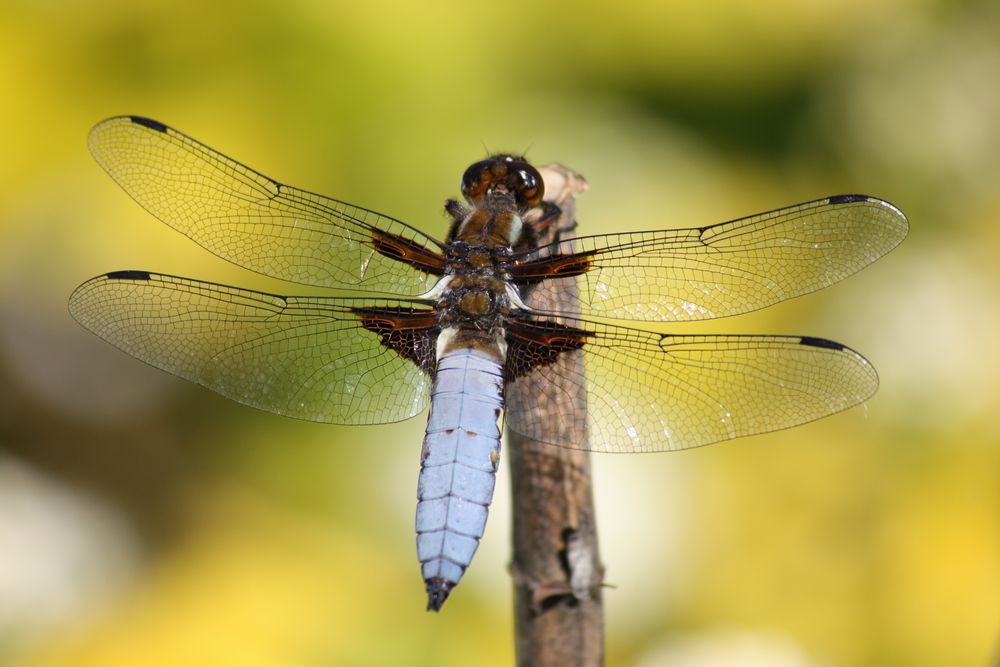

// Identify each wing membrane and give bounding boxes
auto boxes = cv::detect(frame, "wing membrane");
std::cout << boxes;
[514,195,908,321]
[68,271,435,424]
[88,116,445,295]
[506,317,877,453]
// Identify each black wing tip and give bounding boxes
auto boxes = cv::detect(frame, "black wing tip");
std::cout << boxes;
[128,116,168,133]
[827,194,871,205]
[425,578,454,612]
[799,336,845,351]
[105,270,152,281]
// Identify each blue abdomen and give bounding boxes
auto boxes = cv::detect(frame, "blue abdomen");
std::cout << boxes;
[416,346,503,610]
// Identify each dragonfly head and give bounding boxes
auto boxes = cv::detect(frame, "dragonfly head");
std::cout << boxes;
[461,154,543,212]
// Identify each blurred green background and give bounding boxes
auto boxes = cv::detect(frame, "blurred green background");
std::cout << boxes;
[1,1,998,665]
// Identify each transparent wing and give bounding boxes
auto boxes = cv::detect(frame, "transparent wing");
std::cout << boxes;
[68,271,434,424]
[514,195,908,321]
[88,116,445,295]
[505,318,878,453]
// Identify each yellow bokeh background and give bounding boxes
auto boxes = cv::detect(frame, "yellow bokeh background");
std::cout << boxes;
[1,2,998,665]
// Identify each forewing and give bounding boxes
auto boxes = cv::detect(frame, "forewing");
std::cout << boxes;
[68,271,436,424]
[512,195,908,321]
[505,317,878,452]
[88,116,446,294]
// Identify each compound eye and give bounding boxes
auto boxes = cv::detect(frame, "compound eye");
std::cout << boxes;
[512,163,544,210]
[461,160,493,205]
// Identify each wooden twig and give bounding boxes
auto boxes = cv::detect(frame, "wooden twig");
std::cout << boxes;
[507,165,604,666]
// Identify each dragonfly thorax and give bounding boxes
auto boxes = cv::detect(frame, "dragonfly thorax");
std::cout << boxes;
[451,196,525,247]
[435,272,512,331]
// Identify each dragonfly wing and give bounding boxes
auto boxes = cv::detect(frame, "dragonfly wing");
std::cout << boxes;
[505,316,878,452]
[512,195,908,321]
[88,116,446,295]
[68,271,438,424]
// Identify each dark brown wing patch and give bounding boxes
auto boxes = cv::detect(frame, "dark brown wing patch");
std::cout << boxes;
[371,229,448,276]
[353,306,440,374]
[505,317,593,379]
[508,251,595,284]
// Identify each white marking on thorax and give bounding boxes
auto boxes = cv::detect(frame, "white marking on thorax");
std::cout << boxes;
[505,283,533,312]
[496,332,508,362]
[506,213,523,245]
[435,326,458,361]
[435,325,508,365]
[419,274,454,301]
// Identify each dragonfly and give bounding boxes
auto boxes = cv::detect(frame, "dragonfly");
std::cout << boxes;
[69,116,908,611]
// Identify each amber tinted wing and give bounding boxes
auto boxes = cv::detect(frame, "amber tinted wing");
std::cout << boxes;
[68,271,437,424]
[505,316,877,452]
[88,117,446,295]
[511,195,907,321]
